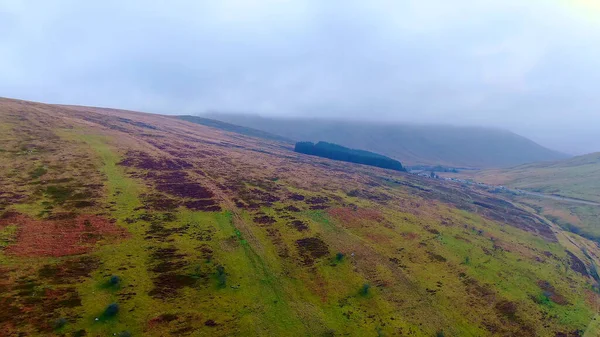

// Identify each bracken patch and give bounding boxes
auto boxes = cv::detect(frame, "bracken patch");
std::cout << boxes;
[0,213,127,257]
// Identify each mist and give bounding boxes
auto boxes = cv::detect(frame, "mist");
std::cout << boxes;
[2,0,600,154]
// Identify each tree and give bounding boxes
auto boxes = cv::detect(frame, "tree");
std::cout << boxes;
[294,141,405,172]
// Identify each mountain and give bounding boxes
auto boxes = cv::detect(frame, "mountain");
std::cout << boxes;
[200,114,568,168]
[473,152,600,203]
[0,97,598,336]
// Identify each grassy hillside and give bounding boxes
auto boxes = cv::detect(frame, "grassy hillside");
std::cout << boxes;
[473,153,600,203]
[200,114,568,168]
[0,97,598,336]
[176,115,293,144]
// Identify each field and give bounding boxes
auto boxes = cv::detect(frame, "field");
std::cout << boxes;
[468,153,600,203]
[1,97,599,336]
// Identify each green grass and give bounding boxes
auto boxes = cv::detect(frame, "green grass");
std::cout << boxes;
[0,225,18,249]
[29,165,48,179]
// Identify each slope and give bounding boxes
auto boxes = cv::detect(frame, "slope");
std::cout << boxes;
[0,97,598,336]
[176,115,293,144]
[199,113,568,168]
[473,152,600,203]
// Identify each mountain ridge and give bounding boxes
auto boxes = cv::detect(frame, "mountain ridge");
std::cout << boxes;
[200,113,568,168]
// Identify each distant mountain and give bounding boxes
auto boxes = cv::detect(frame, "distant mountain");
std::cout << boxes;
[200,114,568,168]
[474,152,600,203]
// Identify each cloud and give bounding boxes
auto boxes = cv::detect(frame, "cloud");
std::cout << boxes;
[1,0,599,153]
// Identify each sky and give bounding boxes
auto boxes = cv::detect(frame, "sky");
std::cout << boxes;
[1,0,600,154]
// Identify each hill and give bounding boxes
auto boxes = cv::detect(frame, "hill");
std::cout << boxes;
[176,115,293,144]
[0,97,598,336]
[473,152,600,203]
[199,114,568,168]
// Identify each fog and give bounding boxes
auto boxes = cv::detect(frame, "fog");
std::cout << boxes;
[2,0,599,154]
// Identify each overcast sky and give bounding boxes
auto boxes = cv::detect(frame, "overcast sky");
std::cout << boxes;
[1,0,599,154]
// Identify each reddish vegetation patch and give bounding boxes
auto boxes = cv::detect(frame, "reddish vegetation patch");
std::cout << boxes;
[148,313,179,328]
[0,192,24,210]
[288,194,305,201]
[327,207,385,227]
[346,189,391,203]
[566,251,588,277]
[144,171,189,183]
[296,237,330,266]
[119,151,192,170]
[38,256,101,284]
[309,205,329,210]
[554,331,585,337]
[0,212,126,257]
[495,300,518,320]
[236,188,280,209]
[284,205,301,212]
[401,232,419,240]
[142,194,181,211]
[537,280,569,305]
[288,220,309,232]
[253,215,276,225]
[184,200,221,212]
[305,196,329,205]
[156,183,214,199]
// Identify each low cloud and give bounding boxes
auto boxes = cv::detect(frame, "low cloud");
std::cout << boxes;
[1,0,599,153]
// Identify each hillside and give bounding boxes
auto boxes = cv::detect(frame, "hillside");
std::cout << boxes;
[473,153,600,203]
[199,114,568,168]
[1,97,598,336]
[176,115,293,144]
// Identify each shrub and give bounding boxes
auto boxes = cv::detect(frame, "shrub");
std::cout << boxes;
[335,252,345,262]
[108,275,121,286]
[104,303,119,317]
[53,317,67,330]
[216,265,226,287]
[30,166,47,179]
[109,275,121,286]
[360,283,371,296]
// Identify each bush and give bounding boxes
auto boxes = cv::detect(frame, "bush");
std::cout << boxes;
[436,331,445,337]
[360,283,371,296]
[53,317,67,330]
[109,275,121,286]
[104,303,119,317]
[335,252,345,262]
[216,265,226,287]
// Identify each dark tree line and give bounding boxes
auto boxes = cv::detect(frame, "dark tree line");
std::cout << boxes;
[295,141,405,172]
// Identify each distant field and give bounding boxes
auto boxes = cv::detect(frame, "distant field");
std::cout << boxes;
[471,153,600,203]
